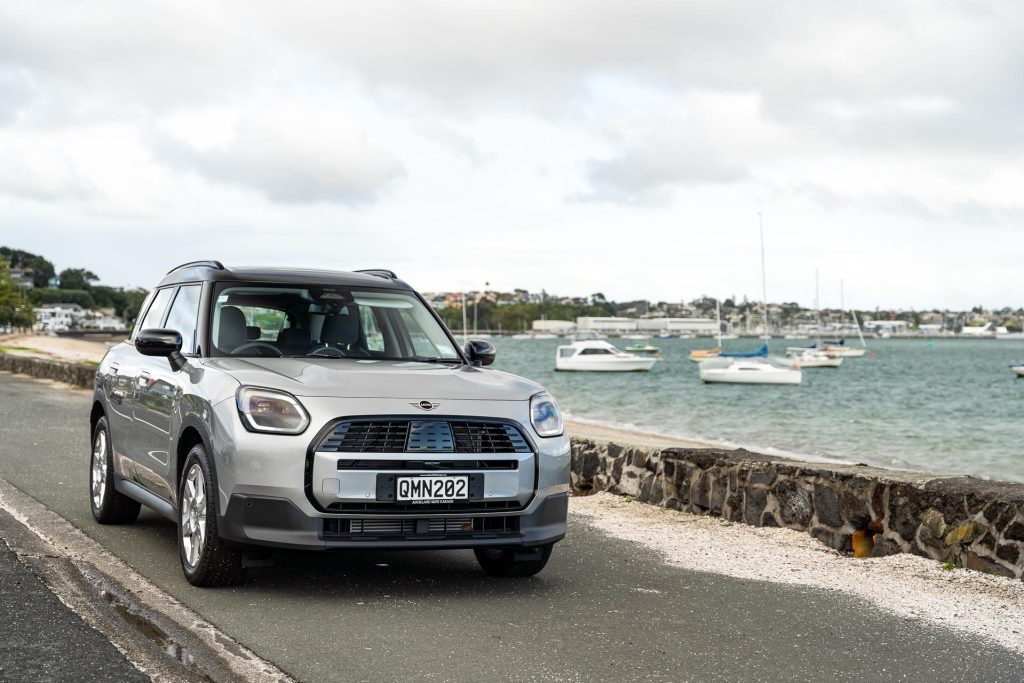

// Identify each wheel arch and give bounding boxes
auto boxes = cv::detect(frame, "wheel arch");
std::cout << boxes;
[175,417,214,507]
[90,401,105,435]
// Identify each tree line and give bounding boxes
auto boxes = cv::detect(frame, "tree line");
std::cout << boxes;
[0,247,149,330]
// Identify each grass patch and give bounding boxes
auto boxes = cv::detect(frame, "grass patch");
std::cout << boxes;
[940,561,956,571]
[0,345,34,352]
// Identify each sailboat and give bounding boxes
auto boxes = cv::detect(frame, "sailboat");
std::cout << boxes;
[823,280,868,357]
[786,270,843,368]
[689,299,723,362]
[698,214,803,385]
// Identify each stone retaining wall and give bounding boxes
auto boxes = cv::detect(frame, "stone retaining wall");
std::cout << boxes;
[571,438,1024,580]
[0,354,95,389]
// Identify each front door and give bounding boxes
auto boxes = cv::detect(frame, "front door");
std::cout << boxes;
[131,283,202,503]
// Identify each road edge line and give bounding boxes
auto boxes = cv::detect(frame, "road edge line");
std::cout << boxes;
[0,476,293,683]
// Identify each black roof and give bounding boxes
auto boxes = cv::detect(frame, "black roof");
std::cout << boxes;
[157,262,410,290]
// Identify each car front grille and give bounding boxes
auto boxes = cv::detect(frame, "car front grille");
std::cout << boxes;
[322,515,521,539]
[316,419,532,454]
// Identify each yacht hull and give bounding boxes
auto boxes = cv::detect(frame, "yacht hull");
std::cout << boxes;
[556,358,657,372]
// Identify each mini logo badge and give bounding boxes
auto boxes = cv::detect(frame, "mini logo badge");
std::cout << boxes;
[411,400,440,411]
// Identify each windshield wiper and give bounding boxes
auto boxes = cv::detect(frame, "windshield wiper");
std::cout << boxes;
[402,356,464,364]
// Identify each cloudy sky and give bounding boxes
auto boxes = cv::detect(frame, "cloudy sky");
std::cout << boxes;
[0,1,1021,309]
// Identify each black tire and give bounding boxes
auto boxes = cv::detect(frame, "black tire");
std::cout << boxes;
[474,543,554,577]
[177,444,245,587]
[89,416,141,524]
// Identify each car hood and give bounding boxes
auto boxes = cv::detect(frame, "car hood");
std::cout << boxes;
[202,357,543,401]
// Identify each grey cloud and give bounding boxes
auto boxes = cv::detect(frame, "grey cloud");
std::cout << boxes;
[793,182,1024,228]
[149,114,405,206]
[583,146,748,204]
[0,145,92,201]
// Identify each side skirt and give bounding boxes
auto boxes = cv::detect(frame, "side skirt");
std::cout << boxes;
[114,477,176,522]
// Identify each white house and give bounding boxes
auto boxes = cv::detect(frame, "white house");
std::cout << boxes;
[34,303,84,332]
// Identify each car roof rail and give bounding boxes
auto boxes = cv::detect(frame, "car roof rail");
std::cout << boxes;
[355,268,398,279]
[166,260,225,275]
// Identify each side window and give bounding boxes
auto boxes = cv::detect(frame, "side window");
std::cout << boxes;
[358,306,385,352]
[136,288,174,336]
[164,285,202,354]
[130,290,156,340]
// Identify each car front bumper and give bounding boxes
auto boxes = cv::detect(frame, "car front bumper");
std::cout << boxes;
[208,395,571,551]
[218,491,568,550]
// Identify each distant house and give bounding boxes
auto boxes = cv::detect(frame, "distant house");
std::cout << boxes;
[34,303,124,333]
[34,303,84,332]
[9,265,34,289]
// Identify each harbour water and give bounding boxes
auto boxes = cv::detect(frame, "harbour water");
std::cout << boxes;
[492,337,1024,483]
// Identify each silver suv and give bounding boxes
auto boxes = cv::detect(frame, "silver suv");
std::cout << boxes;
[89,261,569,586]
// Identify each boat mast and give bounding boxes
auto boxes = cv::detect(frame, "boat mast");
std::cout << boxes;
[759,212,768,336]
[815,269,821,347]
[843,279,868,348]
[715,298,722,348]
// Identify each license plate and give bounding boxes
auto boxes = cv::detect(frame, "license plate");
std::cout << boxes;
[396,475,469,503]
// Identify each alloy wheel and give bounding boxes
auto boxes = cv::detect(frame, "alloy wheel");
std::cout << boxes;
[91,430,107,510]
[180,464,207,568]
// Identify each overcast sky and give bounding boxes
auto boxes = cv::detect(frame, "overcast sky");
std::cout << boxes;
[0,1,1021,310]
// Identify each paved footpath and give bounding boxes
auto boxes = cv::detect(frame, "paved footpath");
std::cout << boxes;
[1,372,1023,682]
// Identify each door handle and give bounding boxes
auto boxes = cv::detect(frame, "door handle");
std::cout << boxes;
[111,389,125,404]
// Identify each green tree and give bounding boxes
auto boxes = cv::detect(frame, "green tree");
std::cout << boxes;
[58,268,99,290]
[0,247,56,288]
[0,259,35,329]
[30,287,96,309]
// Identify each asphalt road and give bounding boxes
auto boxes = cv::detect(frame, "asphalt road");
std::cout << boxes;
[1,373,1023,682]
[0,542,148,682]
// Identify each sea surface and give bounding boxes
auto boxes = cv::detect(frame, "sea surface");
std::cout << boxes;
[489,337,1024,483]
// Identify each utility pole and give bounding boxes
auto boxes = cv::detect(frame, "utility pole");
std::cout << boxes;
[461,292,468,344]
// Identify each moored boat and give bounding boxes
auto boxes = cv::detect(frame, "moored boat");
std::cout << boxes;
[555,340,658,372]
[786,348,843,368]
[698,357,803,385]
[622,340,662,357]
[1011,363,1024,377]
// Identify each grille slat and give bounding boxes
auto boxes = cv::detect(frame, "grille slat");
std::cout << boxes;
[317,419,531,454]
[321,516,520,539]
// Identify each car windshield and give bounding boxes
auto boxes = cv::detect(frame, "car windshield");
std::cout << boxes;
[209,283,461,361]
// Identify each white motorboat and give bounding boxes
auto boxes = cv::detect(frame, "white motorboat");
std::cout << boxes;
[1010,364,1024,377]
[511,333,533,340]
[620,334,648,340]
[699,357,802,385]
[555,340,658,372]
[786,348,843,368]
[532,333,558,340]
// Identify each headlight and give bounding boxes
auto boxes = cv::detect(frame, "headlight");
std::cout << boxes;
[530,391,563,437]
[236,387,310,434]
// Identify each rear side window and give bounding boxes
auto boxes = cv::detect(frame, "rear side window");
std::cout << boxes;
[136,288,174,336]
[164,285,202,354]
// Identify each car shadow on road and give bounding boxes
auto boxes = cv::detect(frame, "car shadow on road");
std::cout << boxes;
[129,510,569,600]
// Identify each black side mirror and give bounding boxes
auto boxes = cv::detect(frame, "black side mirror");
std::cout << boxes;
[136,329,186,371]
[465,339,496,367]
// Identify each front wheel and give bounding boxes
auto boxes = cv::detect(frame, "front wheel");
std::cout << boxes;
[474,544,554,577]
[178,444,244,587]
